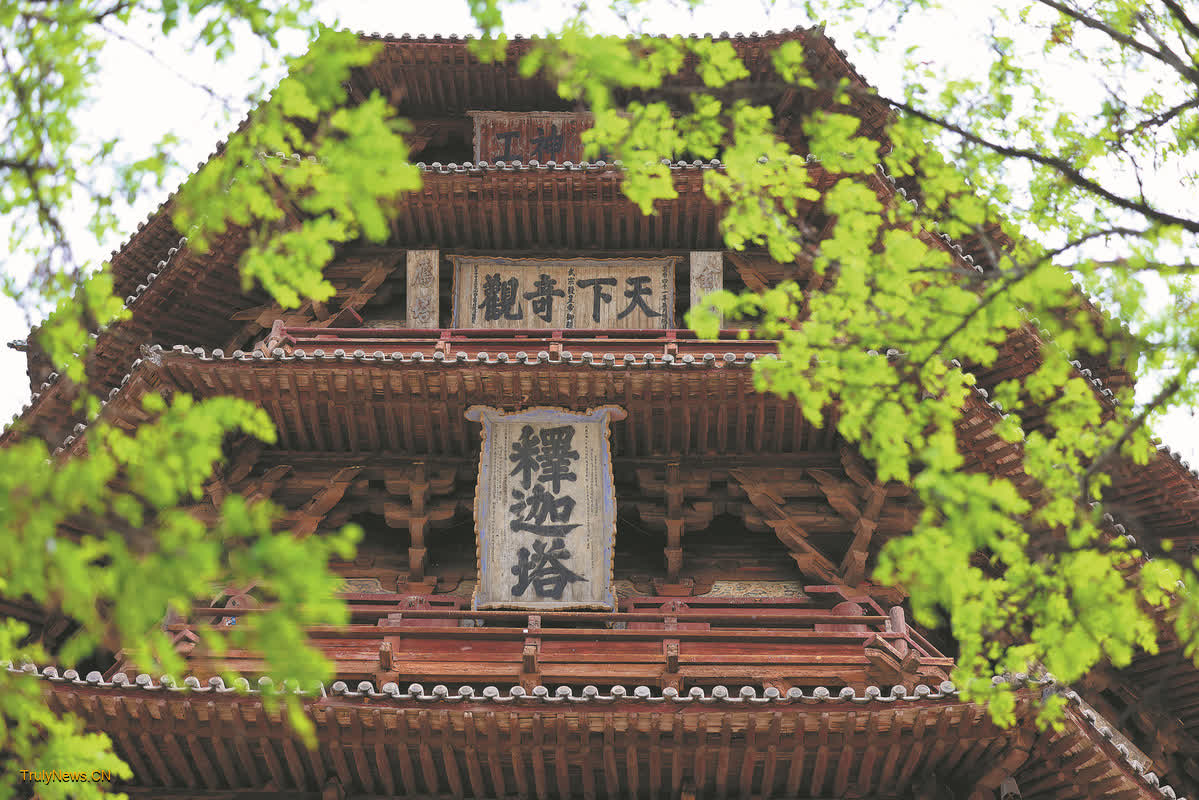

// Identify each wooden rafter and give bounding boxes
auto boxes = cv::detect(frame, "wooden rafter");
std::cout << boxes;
[284,467,363,536]
[1081,664,1199,797]
[724,252,770,292]
[810,465,890,587]
[223,256,400,352]
[730,468,845,587]
[317,260,398,329]
[52,687,1155,800]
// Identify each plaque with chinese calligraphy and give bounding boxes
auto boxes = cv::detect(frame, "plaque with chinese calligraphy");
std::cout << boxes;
[451,256,676,329]
[467,111,593,164]
[467,406,626,610]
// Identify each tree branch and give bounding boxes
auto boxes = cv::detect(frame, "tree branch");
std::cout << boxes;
[0,38,75,274]
[1134,9,1199,82]
[906,226,1147,376]
[1079,372,1186,502]
[1117,96,1199,137]
[0,157,54,172]
[1162,0,1199,43]
[877,92,1199,234]
[1035,0,1199,82]
[99,22,236,112]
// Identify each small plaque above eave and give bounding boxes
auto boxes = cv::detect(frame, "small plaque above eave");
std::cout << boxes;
[467,110,594,164]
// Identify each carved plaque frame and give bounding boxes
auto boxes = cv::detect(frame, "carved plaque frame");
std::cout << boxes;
[466,405,627,611]
[450,255,677,329]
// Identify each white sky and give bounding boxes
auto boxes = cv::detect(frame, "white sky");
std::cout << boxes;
[1,0,1195,464]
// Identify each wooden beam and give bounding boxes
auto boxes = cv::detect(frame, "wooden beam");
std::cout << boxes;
[841,482,887,585]
[234,464,294,505]
[730,469,846,587]
[286,466,363,535]
[839,444,877,488]
[725,251,770,292]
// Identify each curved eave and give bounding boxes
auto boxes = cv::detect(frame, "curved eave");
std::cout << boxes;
[96,26,876,298]
[351,26,886,123]
[12,663,1184,800]
[69,346,839,459]
[5,163,829,450]
[35,338,1198,544]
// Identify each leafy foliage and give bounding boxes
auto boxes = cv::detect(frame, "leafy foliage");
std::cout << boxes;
[505,0,1199,724]
[0,3,385,795]
[1,0,1199,793]
[174,28,421,308]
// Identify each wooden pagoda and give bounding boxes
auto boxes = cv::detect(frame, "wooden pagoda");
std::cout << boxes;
[5,26,1199,800]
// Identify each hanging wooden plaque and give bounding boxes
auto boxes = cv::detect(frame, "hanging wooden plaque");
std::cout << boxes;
[467,111,594,163]
[451,256,676,329]
[467,405,626,611]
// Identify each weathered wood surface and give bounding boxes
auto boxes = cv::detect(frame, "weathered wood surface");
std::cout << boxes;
[689,251,724,325]
[451,256,676,329]
[467,110,593,163]
[467,406,626,610]
[405,250,440,328]
[46,684,1160,800]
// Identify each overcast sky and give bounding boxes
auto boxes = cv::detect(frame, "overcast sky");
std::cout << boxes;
[2,0,1195,464]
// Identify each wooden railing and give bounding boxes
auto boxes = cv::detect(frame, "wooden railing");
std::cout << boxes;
[272,325,780,360]
[165,594,953,689]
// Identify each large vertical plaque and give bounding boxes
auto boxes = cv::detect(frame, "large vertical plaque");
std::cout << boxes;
[467,406,627,610]
[451,256,676,329]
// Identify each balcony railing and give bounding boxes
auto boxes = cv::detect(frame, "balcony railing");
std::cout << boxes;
[160,593,952,689]
[274,325,780,360]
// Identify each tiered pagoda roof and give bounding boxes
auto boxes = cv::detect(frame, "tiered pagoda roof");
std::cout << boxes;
[13,662,1182,800]
[4,25,1199,800]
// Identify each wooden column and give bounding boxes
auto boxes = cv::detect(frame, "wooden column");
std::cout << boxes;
[380,464,457,592]
[383,463,439,591]
[664,462,685,583]
[405,465,430,581]
[406,250,440,328]
[689,251,723,325]
[521,614,542,691]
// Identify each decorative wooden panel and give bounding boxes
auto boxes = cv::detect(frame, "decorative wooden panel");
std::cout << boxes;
[405,249,439,328]
[467,110,594,163]
[690,250,724,329]
[690,251,723,300]
[451,256,677,329]
[467,405,626,610]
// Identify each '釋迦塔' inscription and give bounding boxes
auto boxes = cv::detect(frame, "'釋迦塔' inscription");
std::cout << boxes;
[504,423,584,599]
[468,406,626,610]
